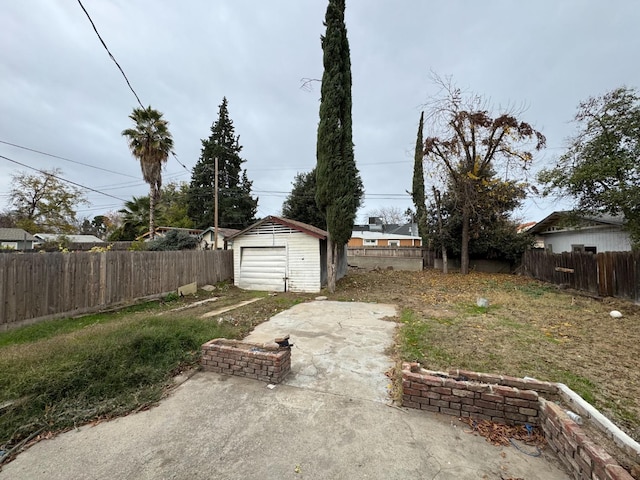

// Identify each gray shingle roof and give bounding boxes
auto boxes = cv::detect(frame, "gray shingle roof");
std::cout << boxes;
[0,228,37,241]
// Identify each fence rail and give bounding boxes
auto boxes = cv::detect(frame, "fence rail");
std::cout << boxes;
[347,247,425,258]
[521,250,639,302]
[0,250,234,330]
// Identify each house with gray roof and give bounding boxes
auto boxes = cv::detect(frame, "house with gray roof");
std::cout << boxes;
[0,228,38,250]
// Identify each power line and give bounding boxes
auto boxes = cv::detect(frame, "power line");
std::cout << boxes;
[0,154,127,202]
[76,0,143,109]
[76,1,191,175]
[0,139,140,179]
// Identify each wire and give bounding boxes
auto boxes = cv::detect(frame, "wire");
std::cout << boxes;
[0,154,127,202]
[76,1,190,175]
[0,139,139,179]
[76,0,144,109]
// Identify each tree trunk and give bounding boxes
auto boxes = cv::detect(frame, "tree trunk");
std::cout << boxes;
[442,246,448,274]
[327,234,336,293]
[461,203,470,274]
[149,186,156,240]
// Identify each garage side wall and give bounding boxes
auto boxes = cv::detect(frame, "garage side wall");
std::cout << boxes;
[232,231,322,293]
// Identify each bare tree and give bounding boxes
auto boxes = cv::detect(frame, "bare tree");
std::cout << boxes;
[363,206,408,225]
[422,75,545,274]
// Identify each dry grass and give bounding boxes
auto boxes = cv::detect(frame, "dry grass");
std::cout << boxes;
[326,269,640,442]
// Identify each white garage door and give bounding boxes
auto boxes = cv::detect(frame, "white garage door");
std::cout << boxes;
[239,246,287,292]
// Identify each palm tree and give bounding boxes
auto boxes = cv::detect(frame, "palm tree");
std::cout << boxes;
[122,106,174,239]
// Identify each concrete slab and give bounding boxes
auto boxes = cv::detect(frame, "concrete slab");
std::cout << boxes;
[0,301,570,480]
[245,301,397,402]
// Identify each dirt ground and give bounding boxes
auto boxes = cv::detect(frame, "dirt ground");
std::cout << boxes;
[199,269,640,443]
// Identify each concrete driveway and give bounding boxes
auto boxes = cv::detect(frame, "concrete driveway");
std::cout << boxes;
[0,301,569,480]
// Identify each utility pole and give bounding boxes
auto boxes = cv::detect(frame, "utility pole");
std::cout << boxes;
[214,156,219,250]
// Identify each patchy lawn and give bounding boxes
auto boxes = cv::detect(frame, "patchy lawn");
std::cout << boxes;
[0,283,313,459]
[329,269,640,442]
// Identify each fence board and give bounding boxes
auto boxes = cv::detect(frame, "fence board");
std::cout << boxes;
[522,250,638,302]
[0,250,234,330]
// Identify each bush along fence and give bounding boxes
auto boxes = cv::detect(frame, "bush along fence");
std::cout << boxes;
[402,363,640,480]
[0,249,234,330]
[522,250,639,302]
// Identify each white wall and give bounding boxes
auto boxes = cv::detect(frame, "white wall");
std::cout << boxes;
[232,230,322,293]
[541,226,632,253]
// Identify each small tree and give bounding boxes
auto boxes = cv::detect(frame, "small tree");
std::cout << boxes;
[187,97,258,229]
[122,106,174,240]
[539,86,640,246]
[9,169,88,233]
[423,77,545,274]
[282,169,326,229]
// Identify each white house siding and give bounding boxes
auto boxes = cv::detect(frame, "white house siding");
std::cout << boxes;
[541,226,632,253]
[232,228,322,293]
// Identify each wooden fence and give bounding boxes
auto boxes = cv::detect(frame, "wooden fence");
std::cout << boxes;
[0,249,234,330]
[521,250,639,302]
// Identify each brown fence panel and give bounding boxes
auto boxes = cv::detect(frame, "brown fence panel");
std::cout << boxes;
[522,250,637,302]
[347,247,424,258]
[0,250,234,330]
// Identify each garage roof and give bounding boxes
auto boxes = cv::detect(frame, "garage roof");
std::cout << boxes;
[227,216,328,240]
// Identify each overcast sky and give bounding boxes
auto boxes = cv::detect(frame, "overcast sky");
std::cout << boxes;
[1,1,639,227]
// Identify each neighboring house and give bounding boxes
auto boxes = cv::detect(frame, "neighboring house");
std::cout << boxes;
[137,226,203,241]
[34,233,105,244]
[198,226,240,250]
[348,231,422,247]
[527,212,631,253]
[226,216,347,293]
[0,228,37,250]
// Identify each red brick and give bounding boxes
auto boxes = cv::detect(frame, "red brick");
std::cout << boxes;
[403,387,420,397]
[432,386,452,395]
[443,378,466,389]
[420,404,440,412]
[519,407,538,416]
[481,393,505,403]
[422,391,441,400]
[476,399,503,410]
[452,388,476,398]
[582,441,617,471]
[462,404,483,414]
[505,397,533,408]
[514,390,538,401]
[505,412,528,423]
[441,407,462,416]
[499,376,527,389]
[604,464,634,480]
[419,374,445,387]
[403,400,419,409]
[429,399,449,408]
[411,395,431,405]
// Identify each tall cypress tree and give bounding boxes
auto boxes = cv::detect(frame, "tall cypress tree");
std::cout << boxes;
[187,97,258,229]
[316,0,363,292]
[411,111,427,242]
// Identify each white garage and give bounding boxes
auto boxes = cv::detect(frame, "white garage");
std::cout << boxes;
[227,216,346,293]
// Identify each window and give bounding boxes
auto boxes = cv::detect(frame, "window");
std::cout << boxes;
[585,246,597,254]
[545,244,553,253]
[388,240,400,247]
[572,244,585,252]
[363,239,377,246]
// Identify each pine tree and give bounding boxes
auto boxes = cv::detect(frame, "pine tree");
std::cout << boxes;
[282,169,325,230]
[411,111,428,243]
[316,0,363,292]
[187,98,258,229]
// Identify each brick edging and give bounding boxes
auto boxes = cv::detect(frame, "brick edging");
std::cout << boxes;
[201,338,291,384]
[401,363,636,480]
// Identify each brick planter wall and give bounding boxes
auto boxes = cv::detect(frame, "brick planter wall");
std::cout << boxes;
[402,363,554,426]
[401,363,636,480]
[201,339,291,384]
[540,399,634,480]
